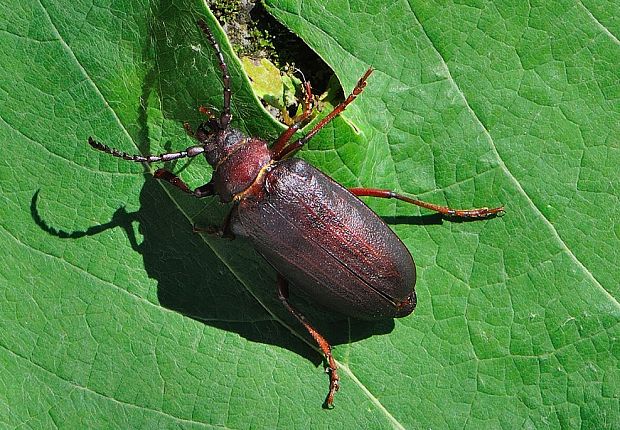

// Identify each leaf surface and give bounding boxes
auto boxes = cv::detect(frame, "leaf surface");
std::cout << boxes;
[1,0,618,428]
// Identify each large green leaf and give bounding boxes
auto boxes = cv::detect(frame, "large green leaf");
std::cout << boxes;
[1,0,618,428]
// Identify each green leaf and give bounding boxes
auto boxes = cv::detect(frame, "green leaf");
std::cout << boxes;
[1,0,618,428]
[241,57,285,109]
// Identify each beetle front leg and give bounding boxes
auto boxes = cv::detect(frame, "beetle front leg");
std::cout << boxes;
[193,205,237,240]
[154,168,214,198]
[271,80,314,157]
[155,169,239,239]
[276,275,340,408]
[273,68,374,161]
[349,187,504,218]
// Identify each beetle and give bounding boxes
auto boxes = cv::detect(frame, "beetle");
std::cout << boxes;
[87,19,503,407]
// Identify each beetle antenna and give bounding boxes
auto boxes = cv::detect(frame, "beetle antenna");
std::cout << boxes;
[88,137,205,163]
[197,19,232,129]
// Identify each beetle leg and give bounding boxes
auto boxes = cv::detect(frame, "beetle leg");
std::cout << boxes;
[198,105,218,119]
[154,168,215,198]
[193,205,237,240]
[182,122,195,137]
[273,67,374,160]
[276,275,340,408]
[349,187,504,218]
[271,80,314,156]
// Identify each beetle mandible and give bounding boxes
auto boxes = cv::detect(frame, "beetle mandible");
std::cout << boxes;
[87,19,503,408]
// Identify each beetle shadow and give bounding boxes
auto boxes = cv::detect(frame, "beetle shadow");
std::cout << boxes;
[383,211,503,226]
[31,182,395,368]
[382,213,444,226]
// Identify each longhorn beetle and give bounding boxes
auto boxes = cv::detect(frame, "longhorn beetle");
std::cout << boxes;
[87,19,503,408]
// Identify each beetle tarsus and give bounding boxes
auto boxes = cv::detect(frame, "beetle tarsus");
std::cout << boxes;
[198,105,218,119]
[193,207,236,240]
[183,122,195,137]
[192,224,235,240]
[323,361,340,409]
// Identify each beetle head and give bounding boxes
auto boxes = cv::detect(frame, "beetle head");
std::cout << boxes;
[194,122,245,167]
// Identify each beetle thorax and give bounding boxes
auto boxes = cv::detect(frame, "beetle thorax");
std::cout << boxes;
[201,128,272,203]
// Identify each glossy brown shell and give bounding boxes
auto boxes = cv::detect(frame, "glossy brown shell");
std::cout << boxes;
[237,158,416,320]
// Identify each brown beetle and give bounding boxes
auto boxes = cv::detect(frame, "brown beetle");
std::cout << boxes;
[87,19,503,407]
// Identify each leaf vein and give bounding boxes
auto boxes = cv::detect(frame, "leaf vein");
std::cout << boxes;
[0,344,230,429]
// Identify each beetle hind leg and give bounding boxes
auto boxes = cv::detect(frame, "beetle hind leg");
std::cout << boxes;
[349,187,504,219]
[276,275,340,408]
